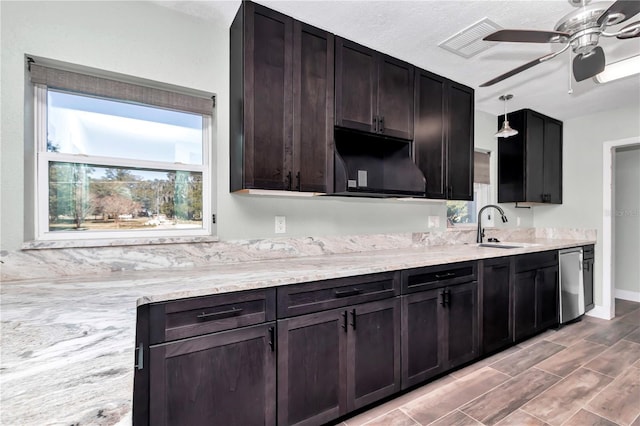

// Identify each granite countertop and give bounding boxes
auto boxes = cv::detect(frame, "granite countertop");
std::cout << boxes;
[0,237,594,425]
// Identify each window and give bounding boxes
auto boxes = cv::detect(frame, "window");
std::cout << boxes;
[31,62,214,240]
[447,151,492,225]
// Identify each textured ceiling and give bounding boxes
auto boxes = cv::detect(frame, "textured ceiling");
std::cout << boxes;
[154,0,640,121]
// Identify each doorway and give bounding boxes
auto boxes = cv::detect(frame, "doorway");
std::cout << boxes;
[602,137,640,319]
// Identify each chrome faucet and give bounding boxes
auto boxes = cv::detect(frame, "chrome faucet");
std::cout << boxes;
[477,204,508,243]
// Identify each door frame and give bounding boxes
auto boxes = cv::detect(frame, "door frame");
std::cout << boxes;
[600,136,640,319]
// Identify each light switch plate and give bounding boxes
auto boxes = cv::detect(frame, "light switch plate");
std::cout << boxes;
[428,216,440,228]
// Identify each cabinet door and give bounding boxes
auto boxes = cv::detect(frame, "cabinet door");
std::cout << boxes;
[481,259,512,354]
[243,4,294,190]
[414,70,446,199]
[335,38,377,133]
[447,82,474,201]
[513,271,537,341]
[401,289,445,388]
[446,281,479,368]
[293,22,334,193]
[149,323,276,426]
[277,310,346,426]
[348,298,401,410]
[584,258,594,311]
[543,118,563,204]
[536,265,559,331]
[377,56,414,139]
[525,111,545,202]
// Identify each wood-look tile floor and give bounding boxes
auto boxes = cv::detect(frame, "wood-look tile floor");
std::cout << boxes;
[340,299,640,426]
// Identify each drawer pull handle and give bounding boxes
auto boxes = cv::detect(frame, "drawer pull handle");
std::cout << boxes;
[334,288,362,298]
[197,308,243,321]
[435,272,456,279]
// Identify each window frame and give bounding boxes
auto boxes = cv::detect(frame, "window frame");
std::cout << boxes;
[33,83,213,241]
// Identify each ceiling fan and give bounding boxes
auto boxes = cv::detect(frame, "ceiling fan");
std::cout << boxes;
[480,0,640,87]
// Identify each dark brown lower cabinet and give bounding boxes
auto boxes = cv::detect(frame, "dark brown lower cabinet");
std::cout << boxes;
[584,245,595,312]
[481,258,512,354]
[277,298,401,426]
[402,281,478,389]
[513,252,559,341]
[148,323,276,426]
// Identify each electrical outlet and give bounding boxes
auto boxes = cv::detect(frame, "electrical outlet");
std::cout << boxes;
[428,216,440,228]
[517,216,521,226]
[275,216,286,234]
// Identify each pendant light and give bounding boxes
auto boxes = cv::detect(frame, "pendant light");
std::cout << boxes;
[495,94,518,138]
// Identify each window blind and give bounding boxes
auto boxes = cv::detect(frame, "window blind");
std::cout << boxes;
[30,63,213,116]
[474,151,490,184]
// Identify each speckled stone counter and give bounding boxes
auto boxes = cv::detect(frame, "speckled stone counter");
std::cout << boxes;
[0,231,595,425]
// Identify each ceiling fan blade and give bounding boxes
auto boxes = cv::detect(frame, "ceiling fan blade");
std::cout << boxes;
[573,47,606,81]
[617,20,640,39]
[479,57,547,87]
[597,0,640,26]
[483,29,569,43]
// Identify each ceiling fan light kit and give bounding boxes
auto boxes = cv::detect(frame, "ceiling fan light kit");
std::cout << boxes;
[480,0,640,87]
[495,94,519,138]
[594,54,640,83]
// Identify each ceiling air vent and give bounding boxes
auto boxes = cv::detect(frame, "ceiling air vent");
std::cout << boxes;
[439,18,502,58]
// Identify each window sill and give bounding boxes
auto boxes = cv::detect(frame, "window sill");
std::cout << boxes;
[22,235,220,250]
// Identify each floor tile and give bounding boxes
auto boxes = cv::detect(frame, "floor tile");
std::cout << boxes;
[535,339,607,377]
[619,308,640,326]
[624,329,640,344]
[548,319,606,347]
[400,367,510,425]
[562,409,618,426]
[585,339,640,378]
[450,345,523,379]
[490,340,565,377]
[520,368,613,425]
[494,409,549,426]
[429,410,482,426]
[632,413,640,426]
[362,409,417,426]
[459,368,560,425]
[587,365,640,425]
[585,321,638,346]
[516,329,558,348]
[343,375,456,426]
[615,299,640,317]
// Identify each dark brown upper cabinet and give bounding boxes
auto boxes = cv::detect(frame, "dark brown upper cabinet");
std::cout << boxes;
[335,37,414,140]
[230,2,334,193]
[498,109,563,204]
[414,69,474,200]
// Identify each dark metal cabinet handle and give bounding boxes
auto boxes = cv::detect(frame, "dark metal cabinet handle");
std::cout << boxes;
[342,311,348,332]
[286,171,293,190]
[197,308,243,321]
[373,116,378,133]
[334,288,362,298]
[268,327,275,352]
[440,290,447,307]
[379,116,384,133]
[445,289,450,306]
[351,309,357,330]
[435,272,456,279]
[295,171,301,191]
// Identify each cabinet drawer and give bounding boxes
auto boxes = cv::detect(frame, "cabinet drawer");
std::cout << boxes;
[583,245,594,260]
[401,261,477,294]
[277,272,400,317]
[514,251,558,273]
[149,288,276,344]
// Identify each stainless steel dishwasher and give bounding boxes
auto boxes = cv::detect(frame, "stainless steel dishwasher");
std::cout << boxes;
[559,248,585,324]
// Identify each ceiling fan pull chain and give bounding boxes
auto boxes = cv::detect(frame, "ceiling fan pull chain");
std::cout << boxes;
[568,48,574,94]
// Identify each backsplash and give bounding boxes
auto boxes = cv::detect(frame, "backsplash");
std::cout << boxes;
[1,228,596,282]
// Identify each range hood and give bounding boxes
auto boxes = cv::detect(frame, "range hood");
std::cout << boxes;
[332,128,426,198]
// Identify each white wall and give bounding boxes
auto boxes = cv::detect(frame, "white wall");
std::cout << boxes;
[614,145,640,299]
[534,104,640,307]
[0,1,448,252]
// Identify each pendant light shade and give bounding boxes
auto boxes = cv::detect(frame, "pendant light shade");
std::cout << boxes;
[495,94,518,138]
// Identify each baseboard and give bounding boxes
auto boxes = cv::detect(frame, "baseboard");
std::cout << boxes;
[586,305,613,320]
[614,289,640,303]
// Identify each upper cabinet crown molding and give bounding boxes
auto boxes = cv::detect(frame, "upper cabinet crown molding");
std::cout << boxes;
[497,108,563,205]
